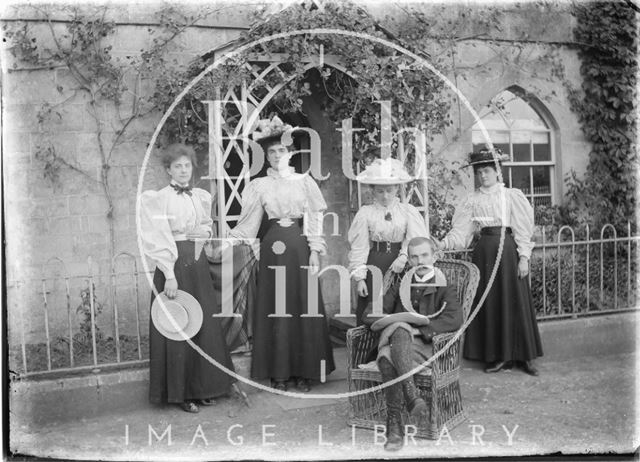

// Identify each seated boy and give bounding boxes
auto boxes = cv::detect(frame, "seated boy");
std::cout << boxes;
[361,236,463,451]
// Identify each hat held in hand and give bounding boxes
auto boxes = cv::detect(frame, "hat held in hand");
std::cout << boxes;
[356,157,413,185]
[151,290,203,341]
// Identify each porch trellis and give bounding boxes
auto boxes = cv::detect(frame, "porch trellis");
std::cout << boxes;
[204,52,431,237]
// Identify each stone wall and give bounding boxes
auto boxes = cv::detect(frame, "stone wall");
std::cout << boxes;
[1,2,589,345]
[1,3,251,348]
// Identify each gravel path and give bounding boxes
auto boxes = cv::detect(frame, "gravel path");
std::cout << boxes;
[10,352,638,460]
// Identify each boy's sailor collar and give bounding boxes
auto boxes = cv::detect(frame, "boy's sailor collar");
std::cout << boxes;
[413,268,435,283]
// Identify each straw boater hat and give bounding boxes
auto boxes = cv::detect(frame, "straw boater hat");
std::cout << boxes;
[463,147,510,168]
[251,115,301,149]
[151,290,203,341]
[355,157,413,185]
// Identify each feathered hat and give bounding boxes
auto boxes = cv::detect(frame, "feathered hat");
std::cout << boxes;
[251,115,300,148]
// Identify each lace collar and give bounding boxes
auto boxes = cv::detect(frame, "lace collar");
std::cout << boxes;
[479,182,504,195]
[372,196,400,210]
[267,166,295,179]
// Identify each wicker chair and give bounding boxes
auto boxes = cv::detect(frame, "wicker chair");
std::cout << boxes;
[346,259,480,439]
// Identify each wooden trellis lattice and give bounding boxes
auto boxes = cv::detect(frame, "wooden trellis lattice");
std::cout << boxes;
[206,53,430,237]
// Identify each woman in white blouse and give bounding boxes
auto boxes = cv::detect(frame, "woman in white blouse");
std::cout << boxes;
[437,148,542,375]
[139,143,235,412]
[348,157,428,325]
[227,117,335,392]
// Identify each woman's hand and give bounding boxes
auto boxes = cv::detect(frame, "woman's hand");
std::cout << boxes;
[308,250,320,275]
[164,278,178,299]
[357,280,368,297]
[518,256,529,279]
[209,240,232,261]
[434,239,445,251]
[390,254,407,273]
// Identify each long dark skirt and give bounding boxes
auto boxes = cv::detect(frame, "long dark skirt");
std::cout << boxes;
[355,248,399,326]
[463,227,543,363]
[251,221,335,381]
[149,240,235,404]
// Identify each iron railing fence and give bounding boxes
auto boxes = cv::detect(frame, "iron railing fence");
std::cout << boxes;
[443,222,639,320]
[7,253,153,379]
[7,223,639,378]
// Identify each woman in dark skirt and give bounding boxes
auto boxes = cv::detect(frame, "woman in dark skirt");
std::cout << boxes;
[438,148,543,375]
[347,157,428,326]
[140,143,235,412]
[226,116,335,391]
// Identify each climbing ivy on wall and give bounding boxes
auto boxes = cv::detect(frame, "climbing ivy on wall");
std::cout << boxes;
[3,5,220,263]
[151,0,463,236]
[7,0,635,239]
[151,0,580,236]
[563,1,638,232]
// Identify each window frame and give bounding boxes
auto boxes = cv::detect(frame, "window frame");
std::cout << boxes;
[472,91,557,216]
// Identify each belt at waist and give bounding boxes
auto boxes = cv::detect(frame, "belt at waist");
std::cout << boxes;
[172,233,213,241]
[371,241,402,253]
[268,217,303,228]
[480,226,512,236]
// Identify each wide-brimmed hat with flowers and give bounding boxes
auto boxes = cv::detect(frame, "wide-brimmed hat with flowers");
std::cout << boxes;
[251,115,300,148]
[463,147,510,168]
[355,157,413,185]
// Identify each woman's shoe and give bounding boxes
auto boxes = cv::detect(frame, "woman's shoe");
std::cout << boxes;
[272,379,288,391]
[179,401,200,413]
[521,360,539,376]
[198,398,216,406]
[295,378,311,392]
[484,361,512,373]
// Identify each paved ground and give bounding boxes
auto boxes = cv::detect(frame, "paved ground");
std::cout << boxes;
[10,350,638,460]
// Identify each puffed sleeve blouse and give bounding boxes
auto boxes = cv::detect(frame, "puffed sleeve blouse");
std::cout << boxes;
[442,183,534,259]
[228,167,327,255]
[348,197,428,281]
[139,182,213,280]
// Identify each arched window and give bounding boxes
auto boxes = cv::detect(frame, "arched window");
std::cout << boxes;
[472,89,556,221]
